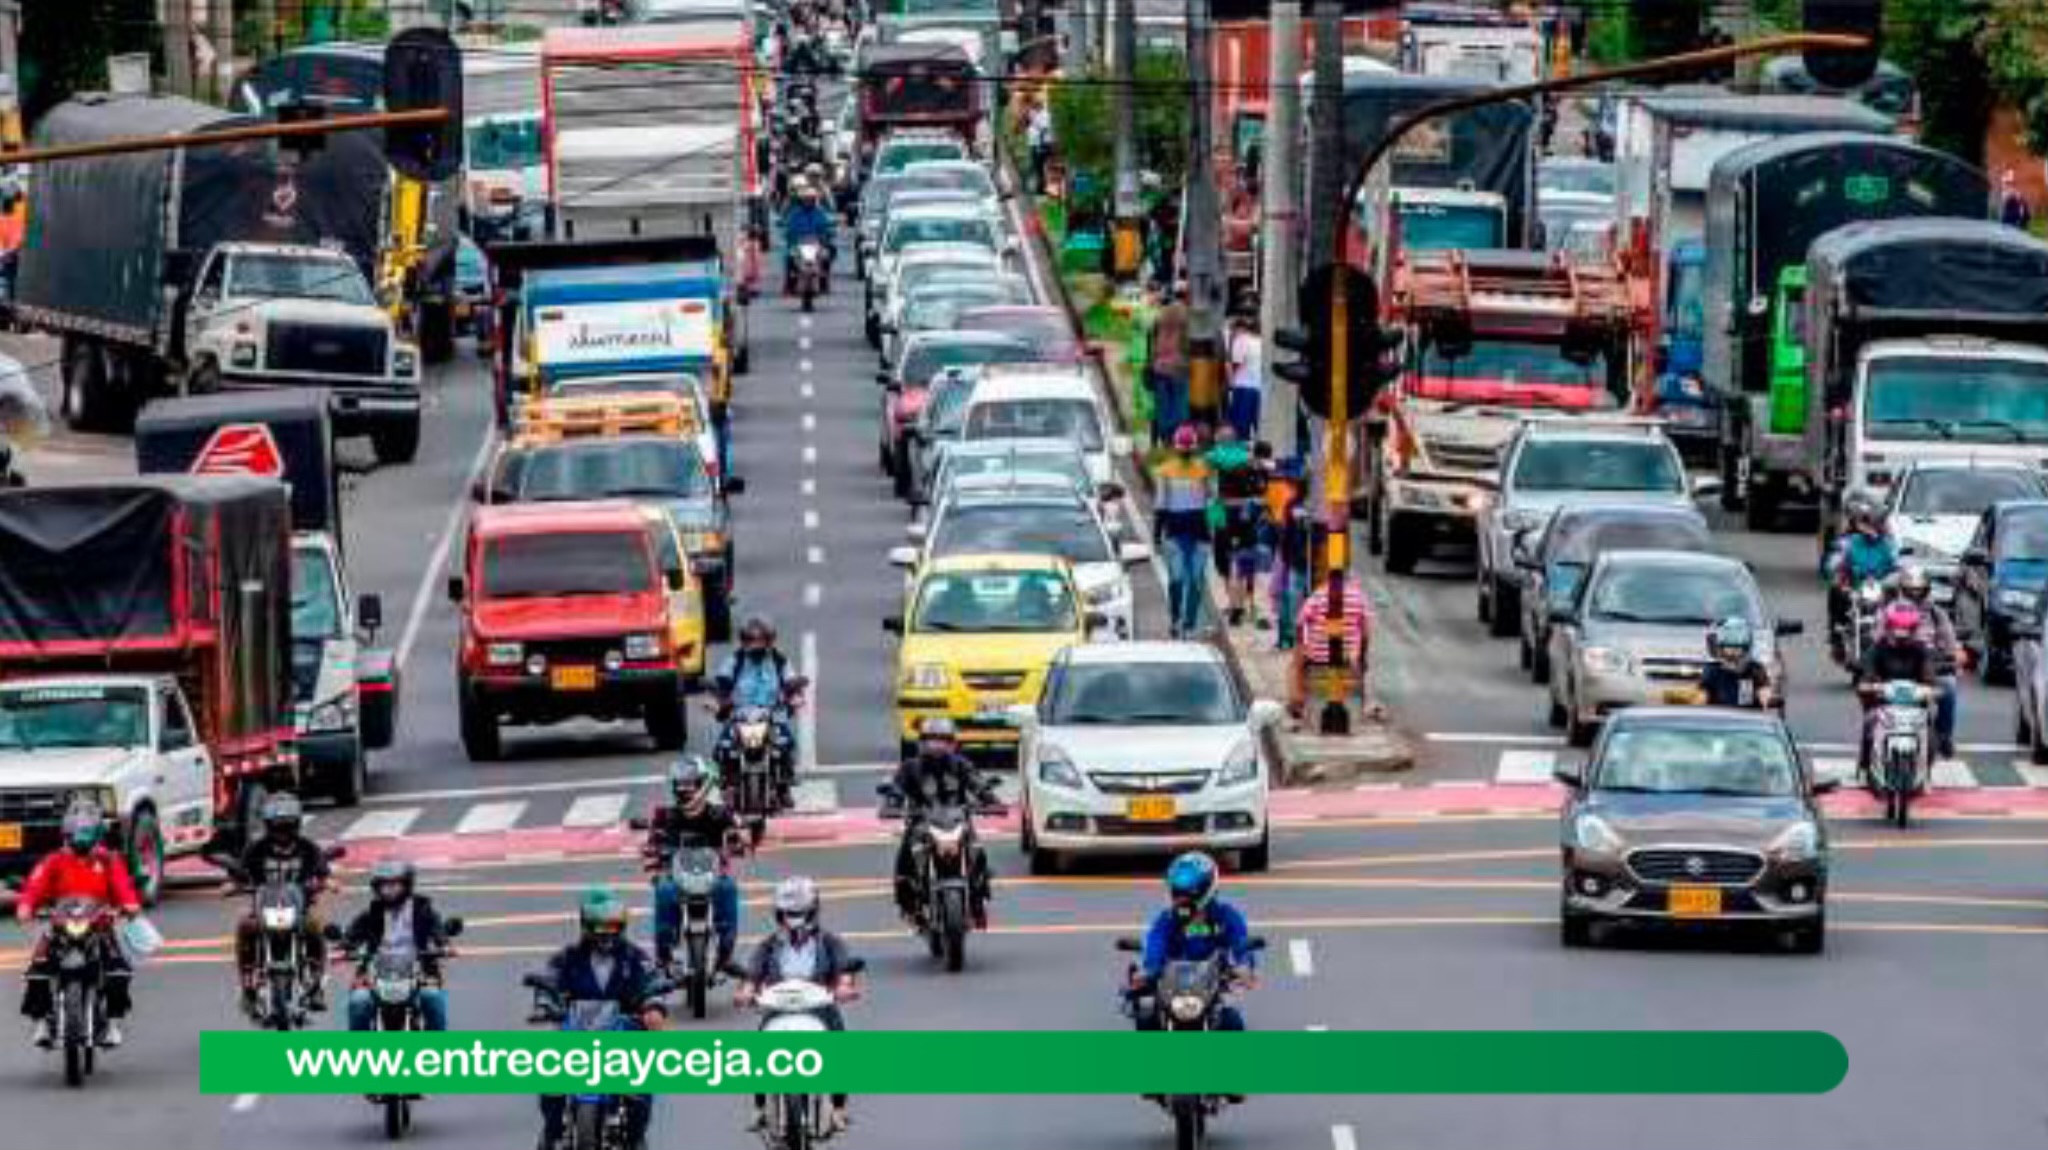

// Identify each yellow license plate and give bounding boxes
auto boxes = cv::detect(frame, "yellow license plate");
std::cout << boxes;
[1668,885,1722,917]
[551,665,598,692]
[0,823,18,851]
[1126,796,1178,822]
[1663,687,1705,705]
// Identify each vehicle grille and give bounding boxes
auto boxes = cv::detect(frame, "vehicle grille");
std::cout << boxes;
[1627,849,1764,886]
[266,322,387,378]
[1094,814,1211,836]
[0,789,70,825]
[961,671,1027,692]
[526,638,625,665]
[1423,437,1500,474]
[1089,771,1210,796]
[1639,657,1709,682]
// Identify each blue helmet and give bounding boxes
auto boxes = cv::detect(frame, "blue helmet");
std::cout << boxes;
[1165,852,1218,918]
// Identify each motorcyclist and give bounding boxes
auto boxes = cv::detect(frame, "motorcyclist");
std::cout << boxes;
[14,800,140,1048]
[642,754,746,974]
[1856,601,1940,781]
[1825,490,1899,660]
[535,890,668,1150]
[341,859,451,1033]
[738,877,859,1135]
[783,183,837,292]
[1891,564,1965,760]
[233,792,332,1015]
[714,615,804,796]
[1129,852,1256,1032]
[1696,617,1777,709]
[889,717,998,926]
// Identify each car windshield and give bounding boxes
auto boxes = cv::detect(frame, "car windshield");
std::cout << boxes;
[1513,440,1683,494]
[878,142,968,176]
[482,532,654,598]
[1549,516,1710,564]
[291,547,342,640]
[1541,162,1616,197]
[932,503,1112,564]
[1865,357,2048,443]
[898,261,998,298]
[965,397,1103,450]
[887,216,995,254]
[899,165,994,197]
[1596,726,1800,797]
[912,570,1077,633]
[906,287,1012,328]
[1417,336,1612,394]
[1589,564,1757,626]
[1046,661,1241,724]
[507,440,711,501]
[961,311,1073,356]
[468,116,543,169]
[949,449,1088,490]
[228,253,374,306]
[1895,470,2045,516]
[2002,509,2048,561]
[0,686,149,751]
[901,338,1034,388]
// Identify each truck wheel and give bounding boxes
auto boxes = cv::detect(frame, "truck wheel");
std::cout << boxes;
[647,698,688,750]
[458,690,501,762]
[372,421,422,466]
[1744,477,1779,533]
[1487,576,1521,638]
[420,301,456,365]
[125,808,166,908]
[1383,513,1420,576]
[60,339,111,432]
[1717,446,1744,513]
[327,741,367,807]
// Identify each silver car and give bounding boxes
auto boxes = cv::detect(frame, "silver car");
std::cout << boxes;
[1548,550,1799,746]
[1514,503,1716,683]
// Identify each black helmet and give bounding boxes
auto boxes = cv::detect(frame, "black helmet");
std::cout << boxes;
[261,792,304,840]
[669,754,716,806]
[370,858,416,908]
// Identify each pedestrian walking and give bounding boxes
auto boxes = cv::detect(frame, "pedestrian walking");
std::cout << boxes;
[1268,460,1311,649]
[1207,428,1270,628]
[1147,284,1191,448]
[1999,169,2034,231]
[1152,424,1217,640]
[1026,100,1055,194]
[1225,310,1264,442]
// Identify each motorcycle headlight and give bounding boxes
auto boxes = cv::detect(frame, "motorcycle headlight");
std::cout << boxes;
[903,662,951,691]
[61,918,91,939]
[1857,582,1887,608]
[1998,587,2040,613]
[231,341,259,368]
[1168,993,1208,1023]
[1571,813,1625,856]
[375,976,417,1005]
[1216,739,1259,786]
[624,633,664,660]
[928,827,964,856]
[1768,821,1822,862]
[261,906,298,931]
[1037,745,1084,790]
[486,641,524,667]
[395,346,420,377]
[1580,646,1630,675]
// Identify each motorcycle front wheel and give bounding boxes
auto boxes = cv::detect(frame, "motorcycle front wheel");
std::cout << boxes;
[270,972,297,1031]
[61,981,88,1088]
[687,935,710,1019]
[781,1095,813,1150]
[1171,1097,1205,1150]
[384,1096,410,1141]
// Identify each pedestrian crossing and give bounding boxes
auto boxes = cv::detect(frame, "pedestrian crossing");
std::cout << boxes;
[1467,747,2045,790]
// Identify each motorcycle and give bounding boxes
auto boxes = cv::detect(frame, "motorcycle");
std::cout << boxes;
[35,898,115,1087]
[750,960,865,1150]
[792,241,827,312]
[526,971,675,1150]
[638,837,736,1020]
[1114,936,1266,1150]
[1835,579,1886,678]
[712,678,809,844]
[328,918,465,1140]
[1863,679,1933,828]
[231,844,345,1031]
[879,784,1005,973]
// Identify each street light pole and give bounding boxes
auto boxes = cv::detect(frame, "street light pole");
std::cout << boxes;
[1256,0,1302,456]
[1183,0,1225,427]
[1110,0,1140,280]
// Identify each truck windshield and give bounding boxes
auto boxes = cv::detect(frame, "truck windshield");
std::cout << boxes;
[1418,338,1611,394]
[468,116,543,169]
[483,533,654,599]
[1895,470,2045,516]
[1399,204,1504,251]
[291,547,342,640]
[0,686,149,751]
[229,254,375,306]
[1864,357,2048,444]
[511,440,712,501]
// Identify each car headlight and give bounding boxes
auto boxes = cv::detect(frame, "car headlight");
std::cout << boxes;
[1216,738,1259,786]
[1037,745,1084,790]
[1571,813,1625,856]
[307,700,353,733]
[486,641,524,667]
[1998,587,2040,613]
[230,341,258,368]
[1767,821,1822,862]
[1580,646,1630,674]
[623,633,664,661]
[69,787,117,816]
[394,346,419,376]
[1499,507,1545,534]
[902,662,951,691]
[1456,489,1492,513]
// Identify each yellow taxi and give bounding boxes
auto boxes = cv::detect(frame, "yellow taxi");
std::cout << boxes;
[883,552,1101,762]
[638,504,709,684]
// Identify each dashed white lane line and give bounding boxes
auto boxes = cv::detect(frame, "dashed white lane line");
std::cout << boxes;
[1288,938,1314,978]
[802,412,817,432]
[804,583,822,607]
[1331,1125,1358,1150]
[799,315,813,330]
[808,546,825,565]
[804,509,821,531]
[801,382,816,400]
[562,792,631,829]
[340,807,423,841]
[397,422,497,670]
[800,335,813,351]
[803,444,818,464]
[454,801,527,835]
[799,630,820,772]
[232,1094,262,1113]
[800,357,814,374]
[802,477,817,497]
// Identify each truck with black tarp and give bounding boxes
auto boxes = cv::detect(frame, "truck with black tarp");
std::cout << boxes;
[134,393,397,804]
[10,93,423,461]
[857,42,985,162]
[1805,219,2048,548]
[1704,135,1988,528]
[0,477,297,900]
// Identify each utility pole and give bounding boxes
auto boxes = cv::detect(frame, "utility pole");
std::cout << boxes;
[1257,0,1301,455]
[1110,0,1139,280]
[1183,0,1225,427]
[1065,0,1092,72]
[164,0,195,97]
[1305,0,1344,269]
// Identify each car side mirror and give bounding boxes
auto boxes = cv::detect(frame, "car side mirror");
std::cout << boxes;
[444,917,465,938]
[724,475,747,495]
[887,546,920,569]
[1963,547,1990,568]
[1691,475,1723,500]
[446,576,466,603]
[470,476,491,502]
[1097,481,1126,502]
[1774,619,1805,637]
[357,592,384,635]
[1248,699,1285,729]
[1510,529,1538,568]
[1551,762,1583,788]
[1085,610,1111,632]
[876,370,892,385]
[882,615,904,634]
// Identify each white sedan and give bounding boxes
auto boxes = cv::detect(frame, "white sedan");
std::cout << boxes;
[1012,642,1284,874]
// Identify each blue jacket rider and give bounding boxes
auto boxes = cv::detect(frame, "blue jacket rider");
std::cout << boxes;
[1134,853,1255,1031]
[1826,491,1898,655]
[783,186,836,276]
[535,890,668,1150]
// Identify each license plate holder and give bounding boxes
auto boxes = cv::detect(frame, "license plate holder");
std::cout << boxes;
[551,665,598,692]
[1667,885,1722,917]
[1126,796,1177,822]
[0,822,19,851]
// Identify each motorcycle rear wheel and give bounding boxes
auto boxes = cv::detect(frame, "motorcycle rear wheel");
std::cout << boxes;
[569,1101,604,1150]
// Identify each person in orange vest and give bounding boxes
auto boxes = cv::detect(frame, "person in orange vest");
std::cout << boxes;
[0,174,25,302]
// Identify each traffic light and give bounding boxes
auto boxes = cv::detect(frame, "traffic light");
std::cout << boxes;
[1277,263,1389,421]
[383,29,465,183]
[1803,0,1882,90]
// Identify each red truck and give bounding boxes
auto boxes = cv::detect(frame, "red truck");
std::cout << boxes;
[0,477,297,900]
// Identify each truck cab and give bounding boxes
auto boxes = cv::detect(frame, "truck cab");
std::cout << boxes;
[0,675,214,905]
[1843,337,2048,495]
[290,533,392,805]
[185,242,424,464]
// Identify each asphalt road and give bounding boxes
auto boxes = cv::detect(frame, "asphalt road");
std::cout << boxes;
[6,204,2048,1150]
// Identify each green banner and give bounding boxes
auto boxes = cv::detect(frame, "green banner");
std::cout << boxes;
[200,1031,1848,1095]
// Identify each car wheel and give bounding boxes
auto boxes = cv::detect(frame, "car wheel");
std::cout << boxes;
[1476,575,1493,624]
[1785,914,1826,956]
[1029,845,1060,876]
[2030,705,2048,766]
[1237,831,1270,873]
[1987,643,2015,687]
[1546,690,1567,730]
[1560,905,1594,949]
[1488,577,1520,638]
[1383,513,1419,576]
[459,688,501,762]
[1364,494,1385,557]
[1518,632,1533,671]
[1531,642,1552,685]
[1565,700,1595,749]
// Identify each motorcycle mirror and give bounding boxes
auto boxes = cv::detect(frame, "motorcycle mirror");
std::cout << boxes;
[445,916,466,938]
[842,958,867,975]
[1113,937,1142,953]
[324,844,349,862]
[628,816,651,831]
[1245,936,1269,952]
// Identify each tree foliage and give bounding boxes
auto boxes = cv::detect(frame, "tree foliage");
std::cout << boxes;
[20,0,156,122]
[1048,48,1191,214]
[1980,0,2048,154]
[1887,0,1996,164]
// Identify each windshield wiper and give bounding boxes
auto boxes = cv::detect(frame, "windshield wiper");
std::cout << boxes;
[1594,784,1669,794]
[1693,786,1779,797]
[604,485,696,498]
[1871,417,1955,439]
[1591,609,1663,624]
[1950,418,2027,442]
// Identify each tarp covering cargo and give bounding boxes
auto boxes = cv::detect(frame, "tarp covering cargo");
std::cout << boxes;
[17,94,387,348]
[134,392,339,535]
[1329,72,1534,245]
[862,43,980,121]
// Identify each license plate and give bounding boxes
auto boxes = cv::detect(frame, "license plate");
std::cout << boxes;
[1662,686,1705,705]
[551,665,598,692]
[1126,796,1177,822]
[1667,885,1722,917]
[0,823,18,851]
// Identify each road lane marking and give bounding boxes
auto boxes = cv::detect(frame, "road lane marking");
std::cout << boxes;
[232,1094,261,1113]
[454,801,527,835]
[803,444,817,464]
[802,477,817,497]
[800,315,812,330]
[801,382,815,400]
[802,412,817,432]
[1287,938,1314,977]
[1331,1124,1358,1150]
[793,780,838,814]
[800,335,812,351]
[1933,759,1981,789]
[396,421,496,670]
[808,545,824,565]
[1306,1024,1329,1032]
[800,357,814,374]
[804,509,820,530]
[340,807,422,841]
[804,582,822,607]
[800,629,819,772]
[562,793,630,829]
[1495,749,1558,785]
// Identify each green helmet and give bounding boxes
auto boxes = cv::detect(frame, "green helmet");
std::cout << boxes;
[579,888,629,944]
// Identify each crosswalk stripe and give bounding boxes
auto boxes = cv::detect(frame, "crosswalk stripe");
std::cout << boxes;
[1967,758,2027,788]
[1813,757,1859,787]
[454,801,526,835]
[1495,749,1557,785]
[1930,759,1979,790]
[562,793,630,829]
[2022,765,2048,789]
[791,780,839,815]
[340,807,421,841]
